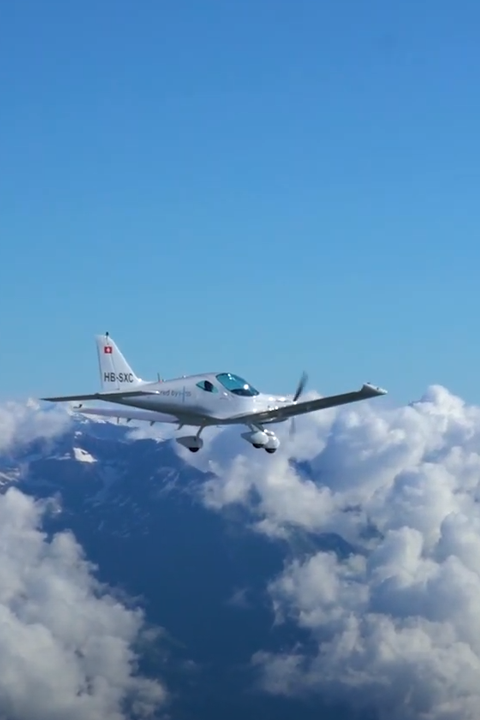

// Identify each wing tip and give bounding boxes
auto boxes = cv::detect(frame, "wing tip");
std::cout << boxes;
[362,382,388,397]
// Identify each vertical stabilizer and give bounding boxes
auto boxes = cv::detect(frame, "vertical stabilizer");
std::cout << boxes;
[95,333,143,391]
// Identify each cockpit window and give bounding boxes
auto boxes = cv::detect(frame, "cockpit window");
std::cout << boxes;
[216,373,259,397]
[196,380,218,393]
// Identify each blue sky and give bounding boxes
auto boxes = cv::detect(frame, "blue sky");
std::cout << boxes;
[1,0,480,404]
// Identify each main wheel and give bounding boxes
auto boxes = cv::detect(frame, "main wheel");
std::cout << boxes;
[265,447,277,454]
[188,447,200,452]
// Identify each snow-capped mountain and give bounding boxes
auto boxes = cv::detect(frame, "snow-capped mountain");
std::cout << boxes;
[0,415,346,720]
[4,384,479,720]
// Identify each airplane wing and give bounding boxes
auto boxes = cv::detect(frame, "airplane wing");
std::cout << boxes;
[222,383,387,425]
[77,407,179,424]
[41,389,160,402]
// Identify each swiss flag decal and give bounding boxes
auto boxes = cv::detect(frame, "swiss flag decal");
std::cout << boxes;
[104,346,112,354]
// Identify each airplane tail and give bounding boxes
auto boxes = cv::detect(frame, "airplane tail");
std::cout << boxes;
[95,333,144,392]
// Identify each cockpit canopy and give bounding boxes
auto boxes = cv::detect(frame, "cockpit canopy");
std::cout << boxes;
[216,372,259,397]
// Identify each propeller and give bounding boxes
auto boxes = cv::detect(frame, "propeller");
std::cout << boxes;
[293,371,308,402]
[289,371,308,438]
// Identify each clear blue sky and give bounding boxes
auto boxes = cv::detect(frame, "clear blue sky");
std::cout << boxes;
[1,0,480,404]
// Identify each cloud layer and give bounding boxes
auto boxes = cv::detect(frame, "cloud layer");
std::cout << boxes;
[0,400,167,720]
[0,399,72,454]
[4,385,480,719]
[0,486,167,720]
[199,385,480,720]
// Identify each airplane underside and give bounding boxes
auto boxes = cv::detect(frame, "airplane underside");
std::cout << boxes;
[77,406,284,453]
[176,426,281,453]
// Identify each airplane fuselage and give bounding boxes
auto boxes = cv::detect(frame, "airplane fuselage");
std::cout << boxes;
[111,372,290,426]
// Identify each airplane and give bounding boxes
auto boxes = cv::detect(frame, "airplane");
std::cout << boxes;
[41,332,387,454]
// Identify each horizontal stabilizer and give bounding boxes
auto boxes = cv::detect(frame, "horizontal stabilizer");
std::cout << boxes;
[41,389,160,403]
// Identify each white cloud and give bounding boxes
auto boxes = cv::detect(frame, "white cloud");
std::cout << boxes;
[199,384,480,720]
[0,399,71,454]
[8,385,480,718]
[0,399,167,719]
[0,486,167,720]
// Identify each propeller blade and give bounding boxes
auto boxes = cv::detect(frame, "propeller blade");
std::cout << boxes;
[293,371,308,402]
[290,371,308,439]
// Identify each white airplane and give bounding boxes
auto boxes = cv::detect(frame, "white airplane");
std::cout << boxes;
[42,332,387,454]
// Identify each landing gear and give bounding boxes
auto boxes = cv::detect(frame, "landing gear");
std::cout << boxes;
[242,425,280,454]
[176,428,205,453]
